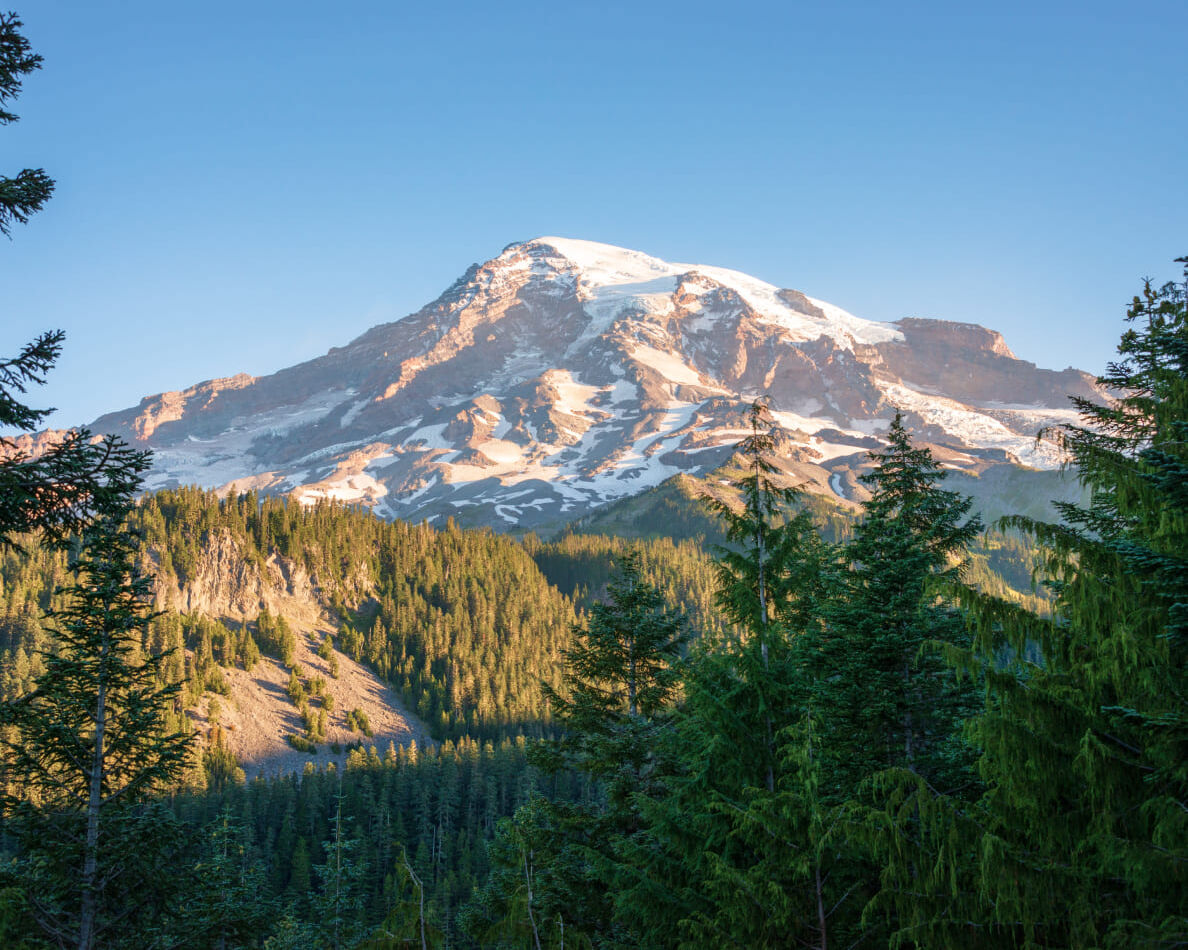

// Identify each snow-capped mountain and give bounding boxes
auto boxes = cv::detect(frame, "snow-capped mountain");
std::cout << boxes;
[74,237,1098,529]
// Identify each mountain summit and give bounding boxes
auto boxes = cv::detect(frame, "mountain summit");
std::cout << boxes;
[84,238,1097,529]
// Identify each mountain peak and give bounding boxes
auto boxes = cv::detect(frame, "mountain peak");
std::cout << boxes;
[500,236,904,351]
[76,238,1101,532]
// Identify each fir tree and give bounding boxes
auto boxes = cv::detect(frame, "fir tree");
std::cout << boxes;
[542,552,689,944]
[173,809,274,949]
[807,411,983,792]
[0,11,53,236]
[969,262,1188,946]
[699,398,829,793]
[0,497,193,949]
[616,403,833,948]
[468,554,689,947]
[313,800,371,950]
[868,260,1188,947]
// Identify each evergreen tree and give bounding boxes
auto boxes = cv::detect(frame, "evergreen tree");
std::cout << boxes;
[172,809,274,949]
[699,398,829,793]
[459,797,589,950]
[869,260,1188,947]
[313,800,371,949]
[541,550,689,773]
[976,262,1188,946]
[468,554,689,947]
[542,552,689,945]
[360,845,446,949]
[617,404,833,948]
[0,11,53,236]
[807,411,983,792]
[0,495,193,949]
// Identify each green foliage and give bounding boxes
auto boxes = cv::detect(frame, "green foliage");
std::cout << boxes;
[0,12,54,237]
[312,802,371,948]
[805,411,984,793]
[358,845,447,948]
[161,735,579,947]
[459,797,594,950]
[528,531,729,641]
[258,608,298,666]
[962,262,1188,946]
[0,503,194,947]
[861,260,1188,948]
[0,331,149,551]
[346,706,374,737]
[286,733,318,755]
[169,809,274,948]
[132,489,580,741]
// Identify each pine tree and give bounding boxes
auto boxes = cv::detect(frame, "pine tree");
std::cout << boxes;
[866,260,1188,948]
[617,402,833,948]
[808,411,983,793]
[174,809,274,949]
[0,12,53,236]
[468,554,690,947]
[699,398,830,793]
[312,800,371,949]
[0,497,193,949]
[969,262,1188,946]
[540,550,689,778]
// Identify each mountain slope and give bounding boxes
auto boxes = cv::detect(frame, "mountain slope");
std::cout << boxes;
[68,238,1098,531]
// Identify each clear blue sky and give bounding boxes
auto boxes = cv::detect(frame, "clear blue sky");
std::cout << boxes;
[5,0,1185,429]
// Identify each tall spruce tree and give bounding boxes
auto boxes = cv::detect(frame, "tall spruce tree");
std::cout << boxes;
[866,260,1188,948]
[700,399,829,792]
[0,491,193,949]
[974,262,1188,946]
[808,411,983,793]
[618,404,834,948]
[787,412,984,947]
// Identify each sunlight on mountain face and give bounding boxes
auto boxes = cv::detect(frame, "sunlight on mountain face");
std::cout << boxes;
[80,238,1098,530]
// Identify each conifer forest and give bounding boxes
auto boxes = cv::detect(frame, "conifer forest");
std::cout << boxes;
[2,10,1186,950]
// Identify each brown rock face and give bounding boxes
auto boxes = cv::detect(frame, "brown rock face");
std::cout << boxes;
[867,319,1099,407]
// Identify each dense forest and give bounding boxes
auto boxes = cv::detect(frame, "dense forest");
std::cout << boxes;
[2,15,1185,947]
[4,264,1185,943]
[3,259,1185,945]
[0,250,1182,945]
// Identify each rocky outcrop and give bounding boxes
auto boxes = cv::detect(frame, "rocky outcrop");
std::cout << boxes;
[866,319,1100,407]
[154,529,326,624]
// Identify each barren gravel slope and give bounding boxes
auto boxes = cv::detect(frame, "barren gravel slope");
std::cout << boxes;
[196,616,431,781]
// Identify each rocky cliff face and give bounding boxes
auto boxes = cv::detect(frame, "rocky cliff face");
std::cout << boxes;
[81,238,1101,530]
[152,529,326,623]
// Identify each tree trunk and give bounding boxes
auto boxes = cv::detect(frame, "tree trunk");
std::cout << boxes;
[523,849,543,950]
[79,637,109,950]
[903,659,915,772]
[815,858,828,950]
[755,483,775,794]
[628,634,637,719]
